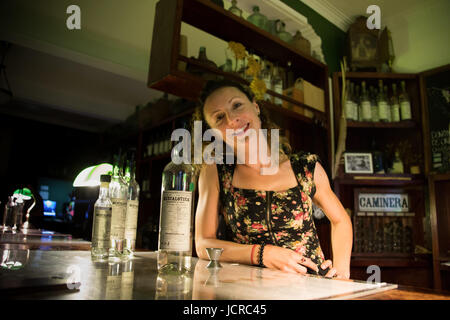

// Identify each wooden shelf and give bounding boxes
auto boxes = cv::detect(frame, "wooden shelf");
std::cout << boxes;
[178,55,326,120]
[180,0,326,80]
[334,72,417,80]
[148,0,329,100]
[334,174,426,186]
[346,120,417,129]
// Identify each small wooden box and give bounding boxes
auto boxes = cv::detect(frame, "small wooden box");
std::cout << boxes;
[282,79,325,117]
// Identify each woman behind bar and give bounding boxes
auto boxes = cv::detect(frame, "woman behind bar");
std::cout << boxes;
[193,79,352,279]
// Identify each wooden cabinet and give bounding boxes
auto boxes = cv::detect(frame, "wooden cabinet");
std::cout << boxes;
[420,65,450,291]
[140,0,333,254]
[331,69,450,289]
[147,0,332,163]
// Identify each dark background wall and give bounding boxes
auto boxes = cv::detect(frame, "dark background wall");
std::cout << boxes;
[0,113,109,223]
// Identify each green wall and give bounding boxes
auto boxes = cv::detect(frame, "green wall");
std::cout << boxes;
[281,0,346,74]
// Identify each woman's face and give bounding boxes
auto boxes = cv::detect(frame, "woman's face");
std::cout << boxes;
[203,86,261,148]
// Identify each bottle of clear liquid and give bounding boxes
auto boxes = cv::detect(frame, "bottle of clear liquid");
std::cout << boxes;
[377,80,388,122]
[355,84,361,122]
[360,81,372,122]
[384,85,392,122]
[123,157,140,258]
[399,81,412,120]
[370,86,379,122]
[261,61,272,101]
[157,148,196,274]
[91,174,113,261]
[344,80,354,120]
[109,154,128,260]
[271,65,283,105]
[390,83,400,122]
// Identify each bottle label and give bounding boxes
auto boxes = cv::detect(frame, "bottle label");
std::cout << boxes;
[378,101,388,120]
[124,200,139,242]
[345,101,353,120]
[110,198,127,239]
[391,104,400,122]
[361,101,372,121]
[159,190,193,251]
[400,101,412,120]
[92,207,112,249]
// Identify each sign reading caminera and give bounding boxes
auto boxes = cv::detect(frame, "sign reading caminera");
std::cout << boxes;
[358,193,409,212]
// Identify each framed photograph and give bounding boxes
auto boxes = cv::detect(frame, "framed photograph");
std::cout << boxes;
[344,152,373,174]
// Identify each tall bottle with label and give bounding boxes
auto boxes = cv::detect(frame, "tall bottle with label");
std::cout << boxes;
[355,84,361,122]
[344,80,354,120]
[91,174,112,261]
[370,86,379,122]
[384,85,392,122]
[399,81,412,120]
[123,156,140,258]
[360,81,372,122]
[109,154,128,260]
[390,83,400,122]
[157,148,196,274]
[377,80,388,122]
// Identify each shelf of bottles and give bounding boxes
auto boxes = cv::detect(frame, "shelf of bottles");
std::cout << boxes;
[343,78,413,126]
[353,212,414,257]
[178,47,326,126]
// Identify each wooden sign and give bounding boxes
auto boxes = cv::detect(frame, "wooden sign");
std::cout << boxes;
[357,192,409,212]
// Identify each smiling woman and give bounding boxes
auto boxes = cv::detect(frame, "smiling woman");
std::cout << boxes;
[192,79,353,279]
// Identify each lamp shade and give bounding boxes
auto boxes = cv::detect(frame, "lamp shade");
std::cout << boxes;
[73,163,112,187]
[12,188,33,200]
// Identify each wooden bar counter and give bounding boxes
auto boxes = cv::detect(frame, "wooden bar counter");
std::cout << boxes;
[1,234,449,300]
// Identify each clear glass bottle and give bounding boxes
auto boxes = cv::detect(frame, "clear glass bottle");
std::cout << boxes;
[109,154,128,260]
[271,65,283,105]
[377,80,388,122]
[384,85,392,122]
[123,157,140,258]
[399,81,412,120]
[91,174,112,261]
[370,86,380,122]
[157,148,196,274]
[246,6,268,31]
[344,80,354,120]
[261,60,272,101]
[1,196,14,231]
[390,83,400,122]
[355,84,361,122]
[391,151,404,173]
[228,0,242,18]
[360,81,372,122]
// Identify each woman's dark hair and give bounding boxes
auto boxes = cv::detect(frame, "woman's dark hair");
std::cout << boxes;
[200,79,253,105]
[191,78,292,174]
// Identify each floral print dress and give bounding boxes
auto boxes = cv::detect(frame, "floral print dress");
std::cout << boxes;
[216,151,326,266]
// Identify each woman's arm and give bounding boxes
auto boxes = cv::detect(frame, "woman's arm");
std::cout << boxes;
[195,163,255,264]
[195,164,318,274]
[312,162,353,279]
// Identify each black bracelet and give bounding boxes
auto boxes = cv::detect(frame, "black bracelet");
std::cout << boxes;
[258,243,266,267]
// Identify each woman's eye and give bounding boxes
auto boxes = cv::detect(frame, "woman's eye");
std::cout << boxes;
[216,114,224,122]
[233,102,242,109]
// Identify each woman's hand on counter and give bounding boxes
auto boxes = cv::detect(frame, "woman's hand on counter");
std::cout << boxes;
[320,259,350,279]
[261,245,319,274]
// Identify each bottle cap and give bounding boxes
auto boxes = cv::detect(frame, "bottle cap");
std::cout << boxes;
[100,174,111,183]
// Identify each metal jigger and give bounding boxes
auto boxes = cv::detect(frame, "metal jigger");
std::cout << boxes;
[205,248,223,269]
